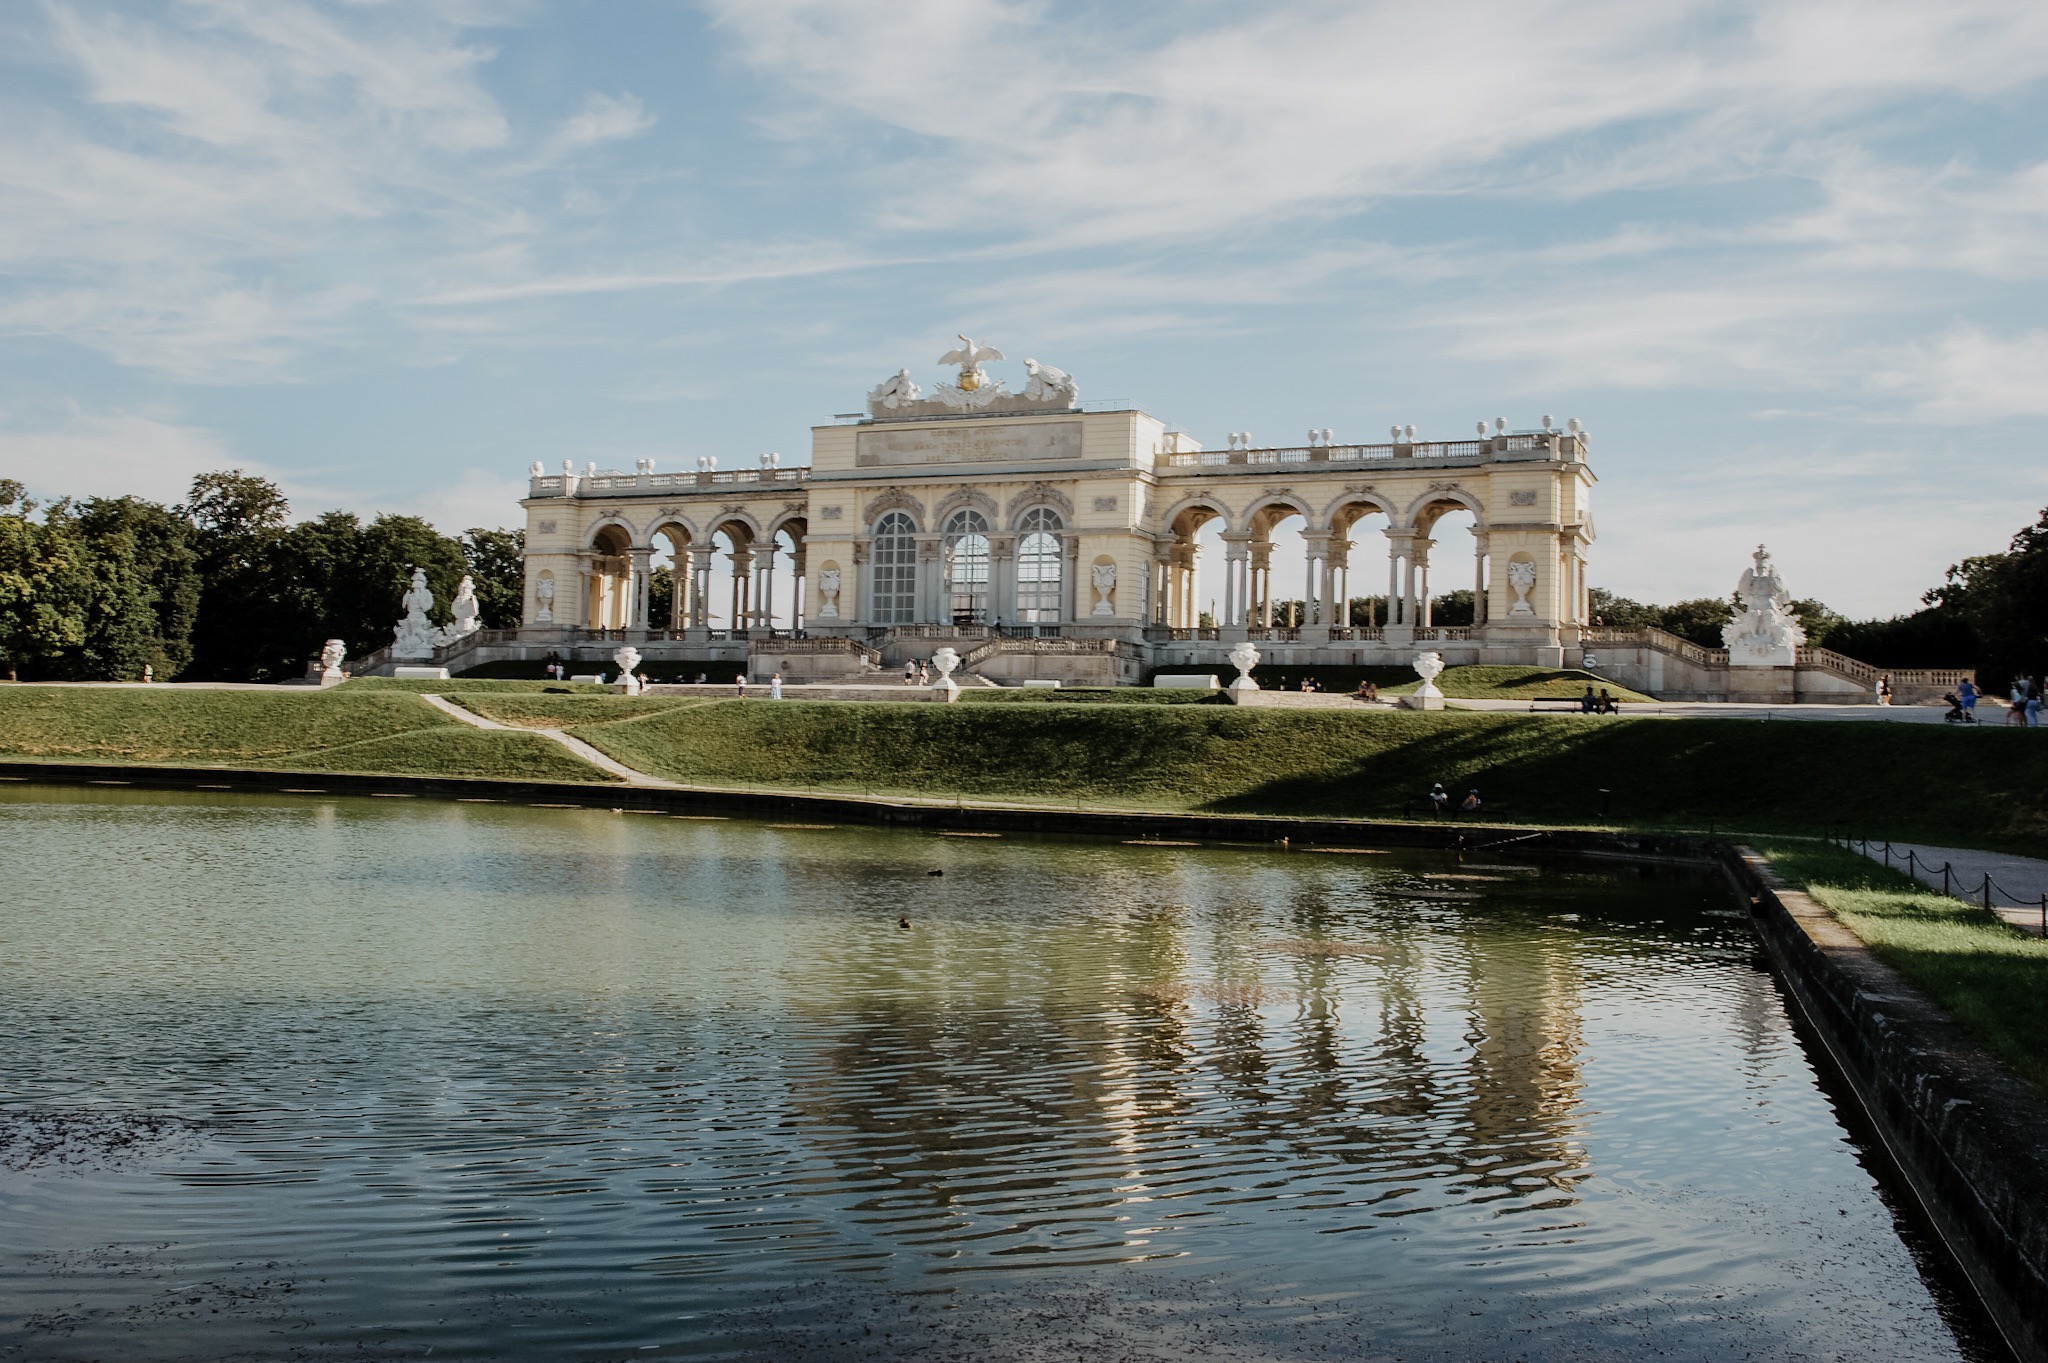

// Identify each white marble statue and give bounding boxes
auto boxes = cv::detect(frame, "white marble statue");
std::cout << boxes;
[866,368,922,414]
[613,645,643,695]
[1506,560,1538,618]
[1090,561,1117,617]
[318,638,346,685]
[938,335,1004,389]
[931,645,962,703]
[534,574,555,623]
[817,567,841,619]
[447,575,480,638]
[391,568,440,659]
[1722,544,1806,666]
[1403,651,1448,710]
[1228,641,1261,691]
[1022,358,1078,406]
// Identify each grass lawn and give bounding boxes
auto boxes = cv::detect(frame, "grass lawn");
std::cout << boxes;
[339,678,610,694]
[1385,666,1655,702]
[566,701,2048,850]
[960,688,1223,705]
[255,727,621,782]
[451,694,716,728]
[0,685,615,782]
[1757,840,2048,1092]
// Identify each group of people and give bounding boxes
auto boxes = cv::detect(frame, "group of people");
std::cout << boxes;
[1426,783,1484,815]
[1579,685,1621,714]
[2006,677,2043,726]
[732,672,786,699]
[902,659,933,685]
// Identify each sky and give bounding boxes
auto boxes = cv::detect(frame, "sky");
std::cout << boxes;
[4,0,2048,619]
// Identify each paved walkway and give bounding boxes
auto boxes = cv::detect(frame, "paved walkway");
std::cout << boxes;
[1448,698,2009,724]
[420,693,678,788]
[1844,838,2048,935]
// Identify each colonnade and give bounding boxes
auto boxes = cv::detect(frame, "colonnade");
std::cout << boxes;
[574,529,806,632]
[1154,520,1495,630]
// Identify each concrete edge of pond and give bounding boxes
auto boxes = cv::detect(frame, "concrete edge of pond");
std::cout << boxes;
[0,757,1708,857]
[1727,844,2048,1363]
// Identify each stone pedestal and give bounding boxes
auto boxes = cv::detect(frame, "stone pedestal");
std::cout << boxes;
[1400,691,1445,710]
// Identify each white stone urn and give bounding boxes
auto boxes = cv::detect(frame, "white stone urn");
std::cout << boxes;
[1403,650,1447,710]
[1227,641,1261,691]
[930,646,962,703]
[317,639,347,686]
[613,645,643,695]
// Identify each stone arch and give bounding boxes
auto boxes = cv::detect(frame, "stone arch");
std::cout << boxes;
[932,484,998,525]
[1403,485,1488,533]
[585,515,638,550]
[1155,492,1232,537]
[1004,483,1075,528]
[705,510,762,547]
[1240,492,1316,537]
[1320,490,1396,534]
[863,488,924,526]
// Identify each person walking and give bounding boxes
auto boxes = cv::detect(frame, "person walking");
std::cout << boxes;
[2011,679,2030,726]
[903,659,918,686]
[734,671,748,698]
[1958,676,1978,720]
[2029,679,2042,728]
[1876,673,1892,705]
[770,672,784,700]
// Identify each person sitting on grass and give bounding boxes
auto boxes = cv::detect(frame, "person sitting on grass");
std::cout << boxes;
[1460,789,1482,813]
[1354,679,1379,702]
[1597,688,1616,714]
[1428,783,1450,816]
[1580,684,1596,713]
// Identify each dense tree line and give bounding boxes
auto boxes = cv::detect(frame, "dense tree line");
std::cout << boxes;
[0,471,523,682]
[1592,504,2047,679]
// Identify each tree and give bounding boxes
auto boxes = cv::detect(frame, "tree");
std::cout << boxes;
[183,471,291,681]
[462,527,525,628]
[1588,588,1660,629]
[0,481,92,680]
[1428,589,1475,626]
[1657,597,1736,648]
[1786,598,1847,649]
[647,564,675,630]
[74,497,201,679]
[1931,506,2048,683]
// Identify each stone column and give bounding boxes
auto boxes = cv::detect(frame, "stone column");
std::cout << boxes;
[629,548,653,635]
[756,541,777,630]
[790,546,807,630]
[1251,541,1273,627]
[989,534,1015,626]
[917,536,942,625]
[729,549,752,633]
[1382,531,1414,641]
[1415,538,1434,627]
[1220,533,1251,637]
[1472,533,1490,628]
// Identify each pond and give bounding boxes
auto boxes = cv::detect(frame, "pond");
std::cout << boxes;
[0,785,2002,1361]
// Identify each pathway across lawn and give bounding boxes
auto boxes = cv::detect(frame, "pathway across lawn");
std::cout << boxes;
[1843,837,2048,935]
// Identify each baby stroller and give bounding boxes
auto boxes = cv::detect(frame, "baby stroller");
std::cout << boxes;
[1942,692,1975,724]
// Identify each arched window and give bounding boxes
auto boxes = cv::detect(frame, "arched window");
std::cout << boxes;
[942,509,990,624]
[870,511,917,624]
[1015,508,1064,623]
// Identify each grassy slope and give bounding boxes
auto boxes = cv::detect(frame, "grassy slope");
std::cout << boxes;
[1387,666,1655,703]
[568,701,2047,848]
[257,727,619,781]
[0,686,615,782]
[340,678,610,694]
[452,694,714,728]
[1759,841,2048,1092]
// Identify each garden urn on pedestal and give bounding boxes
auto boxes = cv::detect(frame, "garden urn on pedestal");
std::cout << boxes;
[931,646,962,703]
[1403,651,1447,710]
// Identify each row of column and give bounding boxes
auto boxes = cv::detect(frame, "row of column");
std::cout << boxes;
[1156,529,1494,630]
[578,544,806,631]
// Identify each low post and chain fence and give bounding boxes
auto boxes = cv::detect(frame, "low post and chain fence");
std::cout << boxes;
[1829,831,2048,936]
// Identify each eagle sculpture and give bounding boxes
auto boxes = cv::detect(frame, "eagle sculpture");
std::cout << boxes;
[937,334,1004,385]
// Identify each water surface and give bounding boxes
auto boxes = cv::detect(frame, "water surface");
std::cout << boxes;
[0,786,1999,1360]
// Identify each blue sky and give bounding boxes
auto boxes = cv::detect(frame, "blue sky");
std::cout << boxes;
[4,0,2047,617]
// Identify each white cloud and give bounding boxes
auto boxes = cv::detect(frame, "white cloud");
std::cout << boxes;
[548,93,655,154]
[0,410,244,506]
[1874,327,2048,419]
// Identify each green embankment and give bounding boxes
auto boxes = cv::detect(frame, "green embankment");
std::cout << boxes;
[451,694,715,728]
[566,701,2047,849]
[340,678,610,694]
[1759,841,2048,1092]
[0,687,617,782]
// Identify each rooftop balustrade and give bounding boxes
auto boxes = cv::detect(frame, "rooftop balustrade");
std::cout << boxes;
[529,467,810,499]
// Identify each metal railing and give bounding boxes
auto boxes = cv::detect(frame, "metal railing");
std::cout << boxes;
[1832,833,2048,935]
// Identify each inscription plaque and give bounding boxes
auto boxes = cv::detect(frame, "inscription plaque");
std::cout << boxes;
[857,420,1082,467]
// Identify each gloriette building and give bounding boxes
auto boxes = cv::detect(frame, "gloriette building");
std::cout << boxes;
[475,340,1599,684]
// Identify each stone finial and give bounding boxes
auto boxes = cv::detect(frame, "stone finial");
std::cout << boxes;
[1494,417,1507,434]
[1404,424,1416,441]
[1541,414,1554,431]
[1476,420,1489,436]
